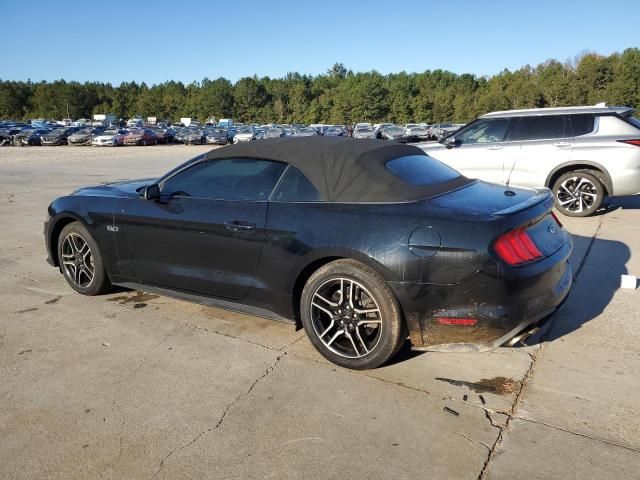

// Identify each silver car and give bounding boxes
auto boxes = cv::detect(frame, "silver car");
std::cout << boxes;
[420,105,640,217]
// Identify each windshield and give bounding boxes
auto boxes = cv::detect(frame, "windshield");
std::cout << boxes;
[385,127,404,134]
[50,129,65,135]
[103,130,117,135]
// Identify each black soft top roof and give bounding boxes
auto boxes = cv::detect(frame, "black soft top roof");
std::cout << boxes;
[203,137,470,202]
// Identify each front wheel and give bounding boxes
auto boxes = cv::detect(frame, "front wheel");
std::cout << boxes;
[300,259,405,369]
[58,222,111,295]
[552,170,605,217]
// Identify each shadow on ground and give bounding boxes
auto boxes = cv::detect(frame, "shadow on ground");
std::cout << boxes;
[526,233,630,346]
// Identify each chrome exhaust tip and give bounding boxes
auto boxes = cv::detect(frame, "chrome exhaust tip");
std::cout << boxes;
[505,327,541,347]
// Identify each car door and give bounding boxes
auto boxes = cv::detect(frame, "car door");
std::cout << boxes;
[117,157,287,300]
[503,115,573,188]
[426,118,518,184]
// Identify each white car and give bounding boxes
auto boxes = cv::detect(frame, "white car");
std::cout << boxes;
[353,126,376,139]
[233,128,256,143]
[420,105,640,217]
[91,129,127,146]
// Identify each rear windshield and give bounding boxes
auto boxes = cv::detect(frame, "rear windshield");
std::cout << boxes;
[385,155,461,186]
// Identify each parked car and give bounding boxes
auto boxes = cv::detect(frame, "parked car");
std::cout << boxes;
[421,105,640,217]
[379,125,408,142]
[123,129,158,146]
[91,129,128,146]
[40,127,79,146]
[233,127,256,143]
[405,125,430,142]
[183,129,207,145]
[323,126,344,137]
[353,126,377,139]
[44,137,572,369]
[206,128,230,145]
[149,127,170,144]
[430,123,460,140]
[254,128,267,140]
[68,128,102,146]
[264,127,285,139]
[374,123,394,137]
[14,128,50,146]
[293,127,318,137]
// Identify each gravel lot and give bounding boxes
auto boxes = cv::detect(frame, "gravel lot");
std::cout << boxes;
[1,146,639,479]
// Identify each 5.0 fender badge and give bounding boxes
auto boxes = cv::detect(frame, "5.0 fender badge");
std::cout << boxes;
[107,225,119,232]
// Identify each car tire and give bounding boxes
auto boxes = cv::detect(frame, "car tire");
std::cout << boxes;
[142,139,147,146]
[57,221,111,296]
[552,170,605,217]
[300,259,405,370]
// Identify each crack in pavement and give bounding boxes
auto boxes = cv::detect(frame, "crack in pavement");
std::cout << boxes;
[512,416,640,453]
[110,329,177,471]
[150,352,287,479]
[476,214,607,480]
[477,345,541,480]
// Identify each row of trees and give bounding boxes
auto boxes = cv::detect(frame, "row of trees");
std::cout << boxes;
[1,49,639,125]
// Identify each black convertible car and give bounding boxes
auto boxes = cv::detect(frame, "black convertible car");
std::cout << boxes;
[45,137,572,369]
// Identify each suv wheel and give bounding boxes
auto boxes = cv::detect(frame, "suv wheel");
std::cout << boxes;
[552,170,604,217]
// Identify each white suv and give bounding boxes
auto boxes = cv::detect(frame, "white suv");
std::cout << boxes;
[420,105,640,216]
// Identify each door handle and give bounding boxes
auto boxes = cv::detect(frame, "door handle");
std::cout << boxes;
[224,221,256,232]
[486,145,503,150]
[552,142,571,147]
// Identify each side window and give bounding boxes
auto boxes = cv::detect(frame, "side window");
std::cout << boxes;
[570,114,596,137]
[508,115,569,141]
[161,158,286,201]
[271,166,320,202]
[455,118,510,144]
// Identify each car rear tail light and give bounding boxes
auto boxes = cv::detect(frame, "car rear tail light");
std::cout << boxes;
[617,139,640,147]
[436,317,478,326]
[494,228,543,266]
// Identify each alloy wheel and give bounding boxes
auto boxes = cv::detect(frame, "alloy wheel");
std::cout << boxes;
[61,233,95,288]
[556,176,599,214]
[310,277,383,359]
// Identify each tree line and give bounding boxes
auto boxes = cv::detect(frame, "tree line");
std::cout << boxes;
[1,49,638,125]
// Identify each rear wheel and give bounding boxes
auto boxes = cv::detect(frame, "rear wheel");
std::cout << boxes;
[58,222,111,295]
[300,259,405,369]
[552,170,604,217]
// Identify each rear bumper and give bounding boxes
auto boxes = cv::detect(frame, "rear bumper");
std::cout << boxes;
[390,238,573,351]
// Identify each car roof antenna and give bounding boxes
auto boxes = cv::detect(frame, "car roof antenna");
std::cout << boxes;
[504,158,517,196]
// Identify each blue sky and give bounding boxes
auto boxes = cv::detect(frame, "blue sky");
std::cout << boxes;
[1,0,638,85]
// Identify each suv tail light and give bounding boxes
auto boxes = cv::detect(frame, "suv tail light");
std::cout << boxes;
[617,139,640,147]
[494,228,543,266]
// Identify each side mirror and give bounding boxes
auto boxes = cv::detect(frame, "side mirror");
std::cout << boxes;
[141,184,160,200]
[444,136,461,148]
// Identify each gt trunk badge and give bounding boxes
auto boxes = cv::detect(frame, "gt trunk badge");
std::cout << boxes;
[107,225,119,232]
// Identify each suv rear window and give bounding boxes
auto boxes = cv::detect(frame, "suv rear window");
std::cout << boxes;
[570,114,595,136]
[386,155,460,186]
[508,115,569,141]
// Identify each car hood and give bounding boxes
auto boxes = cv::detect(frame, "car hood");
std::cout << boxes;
[71,178,156,197]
